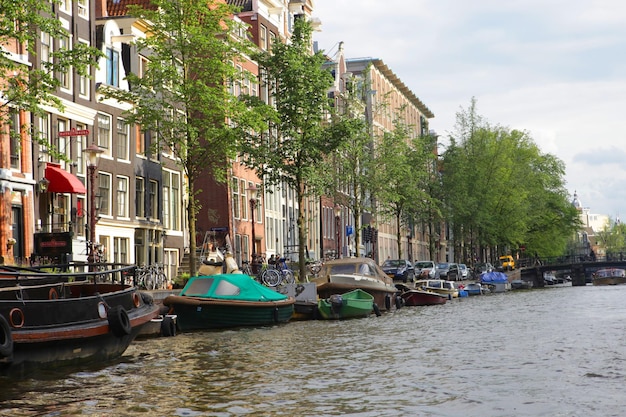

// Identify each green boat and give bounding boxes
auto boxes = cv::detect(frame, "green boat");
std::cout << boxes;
[318,289,374,320]
[163,273,295,330]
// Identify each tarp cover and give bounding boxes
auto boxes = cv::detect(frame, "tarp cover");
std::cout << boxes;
[181,273,289,301]
[480,271,508,283]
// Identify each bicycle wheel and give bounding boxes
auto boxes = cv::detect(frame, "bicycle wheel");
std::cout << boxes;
[157,272,167,289]
[283,269,295,284]
[145,274,155,291]
[262,269,281,287]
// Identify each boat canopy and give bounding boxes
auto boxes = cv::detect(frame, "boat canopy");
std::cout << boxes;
[181,274,289,302]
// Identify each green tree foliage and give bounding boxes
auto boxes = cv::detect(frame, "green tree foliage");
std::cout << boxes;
[104,0,264,275]
[1,0,101,151]
[443,98,579,261]
[240,18,344,279]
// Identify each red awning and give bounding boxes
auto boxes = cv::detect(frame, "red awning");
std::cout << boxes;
[44,163,86,194]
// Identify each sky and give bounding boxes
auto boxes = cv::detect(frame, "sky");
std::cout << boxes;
[312,0,626,219]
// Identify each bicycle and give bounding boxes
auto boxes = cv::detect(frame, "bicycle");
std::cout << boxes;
[261,257,295,287]
[136,263,167,290]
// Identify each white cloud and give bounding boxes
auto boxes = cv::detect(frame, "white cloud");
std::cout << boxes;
[314,0,626,216]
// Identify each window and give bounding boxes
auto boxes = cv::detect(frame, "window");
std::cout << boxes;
[97,113,110,151]
[136,126,146,156]
[135,177,145,218]
[98,172,111,216]
[77,0,88,18]
[240,179,247,220]
[106,47,119,87]
[269,32,276,53]
[163,171,181,230]
[58,0,70,14]
[57,119,68,169]
[260,25,267,50]
[149,179,158,219]
[116,118,129,160]
[78,41,90,97]
[232,178,240,219]
[116,176,128,218]
[9,109,20,169]
[113,237,129,264]
[58,34,71,89]
[138,55,149,78]
[39,114,51,163]
[40,32,51,65]
[76,196,86,237]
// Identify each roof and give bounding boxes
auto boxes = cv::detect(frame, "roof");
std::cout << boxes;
[107,0,155,17]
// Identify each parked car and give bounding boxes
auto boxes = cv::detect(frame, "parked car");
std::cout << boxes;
[381,259,415,283]
[414,260,437,279]
[436,262,461,281]
[459,263,469,279]
[499,255,515,271]
[473,262,494,278]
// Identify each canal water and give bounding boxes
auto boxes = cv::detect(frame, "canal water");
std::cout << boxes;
[2,284,626,416]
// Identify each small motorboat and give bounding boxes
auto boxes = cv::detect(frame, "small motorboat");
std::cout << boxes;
[592,268,626,286]
[395,284,447,306]
[464,282,487,295]
[414,279,458,299]
[163,273,295,330]
[317,288,374,319]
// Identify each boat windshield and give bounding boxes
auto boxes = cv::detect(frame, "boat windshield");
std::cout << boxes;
[183,278,215,296]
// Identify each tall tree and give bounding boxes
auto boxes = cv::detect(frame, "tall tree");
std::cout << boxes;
[240,18,344,280]
[1,0,100,151]
[104,0,263,276]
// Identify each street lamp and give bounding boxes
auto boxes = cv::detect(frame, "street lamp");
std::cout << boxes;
[334,206,341,259]
[83,143,103,269]
[247,184,259,271]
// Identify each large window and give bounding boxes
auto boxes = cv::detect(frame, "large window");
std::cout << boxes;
[260,25,267,50]
[106,47,119,87]
[149,179,158,219]
[114,237,129,264]
[232,178,240,219]
[135,177,145,218]
[240,179,247,220]
[40,32,51,65]
[78,41,90,97]
[163,171,181,230]
[9,109,20,169]
[116,118,129,160]
[98,172,111,216]
[97,113,111,151]
[58,34,71,90]
[116,176,128,218]
[77,0,88,18]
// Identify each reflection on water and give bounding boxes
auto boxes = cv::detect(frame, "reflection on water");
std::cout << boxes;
[2,285,626,416]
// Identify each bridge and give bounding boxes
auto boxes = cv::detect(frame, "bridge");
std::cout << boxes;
[517,256,626,287]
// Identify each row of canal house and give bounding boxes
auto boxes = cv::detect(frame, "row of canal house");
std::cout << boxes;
[0,0,449,282]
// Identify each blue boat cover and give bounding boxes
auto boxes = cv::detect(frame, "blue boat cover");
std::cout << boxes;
[480,271,508,283]
[181,273,289,301]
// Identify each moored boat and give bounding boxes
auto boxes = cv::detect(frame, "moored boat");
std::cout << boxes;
[312,258,399,312]
[464,282,487,295]
[414,279,458,299]
[395,284,448,306]
[592,268,626,286]
[0,266,159,375]
[511,279,533,290]
[317,289,374,319]
[163,273,295,330]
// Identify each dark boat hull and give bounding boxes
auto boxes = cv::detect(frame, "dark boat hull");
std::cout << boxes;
[164,295,295,330]
[0,282,159,375]
[400,290,447,306]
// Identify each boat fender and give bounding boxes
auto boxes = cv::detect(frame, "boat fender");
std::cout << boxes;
[107,305,132,337]
[140,291,154,306]
[132,292,141,308]
[273,307,279,323]
[395,296,403,309]
[384,294,392,311]
[0,315,13,359]
[448,294,452,300]
[372,303,382,317]
[160,316,176,337]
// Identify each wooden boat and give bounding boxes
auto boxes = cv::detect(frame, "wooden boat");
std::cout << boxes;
[0,266,159,375]
[395,284,447,306]
[279,282,319,320]
[592,268,626,286]
[163,273,295,330]
[511,279,533,290]
[312,258,400,312]
[414,279,458,299]
[317,289,374,319]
